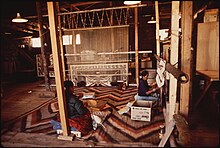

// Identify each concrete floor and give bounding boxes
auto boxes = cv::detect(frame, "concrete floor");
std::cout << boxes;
[1,80,219,147]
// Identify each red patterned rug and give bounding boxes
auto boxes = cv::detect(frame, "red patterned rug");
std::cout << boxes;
[2,86,164,145]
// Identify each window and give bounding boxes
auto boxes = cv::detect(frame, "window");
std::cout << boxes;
[159,29,169,41]
[62,35,72,45]
[31,38,41,48]
[76,34,81,45]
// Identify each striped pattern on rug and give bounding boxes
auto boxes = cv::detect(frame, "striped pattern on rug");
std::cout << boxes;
[87,108,164,145]
[3,86,164,145]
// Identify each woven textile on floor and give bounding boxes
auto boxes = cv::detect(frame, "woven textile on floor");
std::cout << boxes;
[2,86,164,145]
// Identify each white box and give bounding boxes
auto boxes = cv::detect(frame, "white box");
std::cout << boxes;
[82,92,95,99]
[131,100,152,121]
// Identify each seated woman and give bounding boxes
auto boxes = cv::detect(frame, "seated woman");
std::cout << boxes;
[50,80,93,136]
[135,70,160,104]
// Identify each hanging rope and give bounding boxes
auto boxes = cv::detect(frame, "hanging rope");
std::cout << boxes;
[68,14,71,28]
[105,10,111,26]
[74,13,79,28]
[62,15,66,28]
[88,11,95,27]
[119,9,122,25]
[80,12,87,28]
[71,13,74,28]
[123,8,129,25]
[100,10,104,27]
[96,9,105,27]
[60,7,135,29]
[115,9,123,25]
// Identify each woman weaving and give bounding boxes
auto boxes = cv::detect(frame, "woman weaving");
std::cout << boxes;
[135,70,160,106]
[50,80,93,136]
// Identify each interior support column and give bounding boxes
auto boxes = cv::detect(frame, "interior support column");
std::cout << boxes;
[155,1,160,56]
[36,1,50,91]
[168,1,180,121]
[47,2,71,138]
[55,2,66,81]
[180,1,193,118]
[134,7,139,86]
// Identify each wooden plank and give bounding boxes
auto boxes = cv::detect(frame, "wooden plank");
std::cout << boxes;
[155,1,160,56]
[47,2,70,136]
[135,7,139,86]
[59,5,147,16]
[56,2,66,81]
[65,51,152,56]
[168,1,180,121]
[158,119,175,147]
[196,70,219,81]
[64,25,129,31]
[180,1,193,117]
[70,8,77,64]
[57,135,75,141]
[196,22,219,71]
[110,1,115,56]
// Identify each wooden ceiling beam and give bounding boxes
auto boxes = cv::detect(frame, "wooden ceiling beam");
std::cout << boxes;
[70,1,105,7]
[84,3,98,10]
[70,1,106,11]
[71,5,80,11]
[9,25,34,34]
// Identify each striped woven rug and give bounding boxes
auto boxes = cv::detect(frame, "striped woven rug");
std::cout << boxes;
[3,86,164,145]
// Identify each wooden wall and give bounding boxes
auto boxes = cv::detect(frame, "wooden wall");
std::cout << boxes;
[63,27,129,83]
[196,22,219,71]
[64,26,129,65]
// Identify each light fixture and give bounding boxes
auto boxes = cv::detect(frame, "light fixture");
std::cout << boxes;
[4,32,12,35]
[124,1,141,5]
[148,17,156,24]
[12,13,28,23]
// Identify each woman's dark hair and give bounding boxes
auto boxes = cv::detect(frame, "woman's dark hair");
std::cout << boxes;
[64,80,74,89]
[141,70,149,77]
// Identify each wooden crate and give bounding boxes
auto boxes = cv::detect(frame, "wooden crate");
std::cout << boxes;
[204,9,219,22]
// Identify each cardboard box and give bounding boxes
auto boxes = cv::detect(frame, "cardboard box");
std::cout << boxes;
[131,100,152,121]
[204,9,219,22]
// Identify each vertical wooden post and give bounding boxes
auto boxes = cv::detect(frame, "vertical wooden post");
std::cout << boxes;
[110,1,113,25]
[72,13,77,67]
[72,31,77,65]
[110,2,115,54]
[155,1,160,56]
[55,2,66,81]
[135,7,139,86]
[36,2,50,91]
[180,1,193,117]
[168,1,180,121]
[47,2,70,137]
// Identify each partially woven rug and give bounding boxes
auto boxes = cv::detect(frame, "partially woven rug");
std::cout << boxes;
[2,86,164,145]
